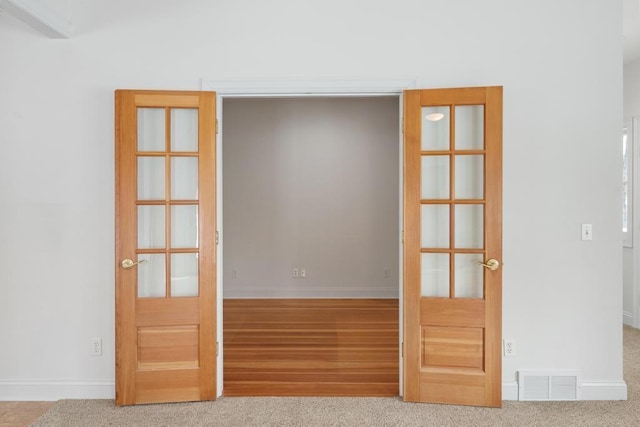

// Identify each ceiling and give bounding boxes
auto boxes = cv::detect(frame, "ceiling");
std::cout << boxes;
[624,0,640,63]
[3,0,640,63]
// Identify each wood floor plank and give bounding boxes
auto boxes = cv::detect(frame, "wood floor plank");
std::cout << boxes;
[223,298,399,396]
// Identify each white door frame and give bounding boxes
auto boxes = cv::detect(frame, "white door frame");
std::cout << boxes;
[202,78,416,397]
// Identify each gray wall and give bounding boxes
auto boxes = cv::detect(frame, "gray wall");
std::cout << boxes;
[222,97,400,298]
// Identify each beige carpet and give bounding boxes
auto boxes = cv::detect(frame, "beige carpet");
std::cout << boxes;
[32,327,640,426]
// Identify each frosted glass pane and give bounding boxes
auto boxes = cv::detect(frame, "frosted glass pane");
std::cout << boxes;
[138,157,165,200]
[455,105,484,150]
[454,254,484,298]
[171,157,198,200]
[171,253,199,297]
[422,106,450,150]
[421,205,449,248]
[137,254,166,298]
[455,205,484,249]
[421,253,449,297]
[137,108,165,152]
[455,155,484,199]
[138,205,165,249]
[171,205,198,248]
[421,156,450,199]
[171,108,198,152]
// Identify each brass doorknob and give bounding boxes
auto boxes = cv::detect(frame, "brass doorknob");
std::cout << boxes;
[121,258,147,269]
[478,259,500,271]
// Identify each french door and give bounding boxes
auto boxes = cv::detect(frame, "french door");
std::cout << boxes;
[403,87,503,406]
[113,85,501,406]
[114,90,217,405]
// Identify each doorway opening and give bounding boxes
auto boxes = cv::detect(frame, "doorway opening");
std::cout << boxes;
[221,96,401,396]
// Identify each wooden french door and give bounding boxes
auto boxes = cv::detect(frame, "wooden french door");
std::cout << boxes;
[403,87,503,407]
[115,90,217,405]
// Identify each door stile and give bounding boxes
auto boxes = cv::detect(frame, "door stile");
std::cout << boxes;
[115,91,137,404]
[198,92,217,399]
[403,89,422,400]
[484,86,503,406]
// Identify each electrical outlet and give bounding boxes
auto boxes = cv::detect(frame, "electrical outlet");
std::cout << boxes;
[90,337,102,356]
[232,269,238,279]
[292,268,299,278]
[581,224,593,241]
[300,268,306,278]
[504,339,516,357]
[384,269,389,278]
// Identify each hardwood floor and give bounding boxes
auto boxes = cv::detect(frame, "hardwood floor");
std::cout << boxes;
[223,299,399,397]
[0,401,54,427]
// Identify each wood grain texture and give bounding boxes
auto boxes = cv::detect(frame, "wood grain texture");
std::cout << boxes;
[403,87,502,407]
[137,326,199,369]
[420,298,485,328]
[115,90,217,405]
[0,402,55,427]
[422,326,483,369]
[223,299,399,397]
[484,86,503,407]
[115,90,137,405]
[403,90,422,401]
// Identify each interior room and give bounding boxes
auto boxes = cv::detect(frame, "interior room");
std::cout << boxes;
[0,0,636,424]
[221,96,401,395]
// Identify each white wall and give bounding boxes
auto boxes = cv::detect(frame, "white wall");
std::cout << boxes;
[623,59,640,326]
[222,97,399,299]
[0,0,624,400]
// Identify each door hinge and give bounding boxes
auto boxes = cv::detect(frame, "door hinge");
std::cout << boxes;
[216,119,219,135]
[216,230,219,245]
[402,116,404,134]
[401,342,404,357]
[216,342,219,356]
[402,230,404,244]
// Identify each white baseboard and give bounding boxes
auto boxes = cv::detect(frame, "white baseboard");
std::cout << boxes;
[504,379,627,401]
[502,381,519,400]
[0,381,114,401]
[224,286,399,299]
[623,311,634,326]
[579,382,628,400]
[0,380,626,402]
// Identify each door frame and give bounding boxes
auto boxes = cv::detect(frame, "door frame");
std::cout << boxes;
[202,78,415,397]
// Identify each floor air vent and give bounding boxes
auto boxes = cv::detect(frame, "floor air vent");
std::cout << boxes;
[518,370,580,401]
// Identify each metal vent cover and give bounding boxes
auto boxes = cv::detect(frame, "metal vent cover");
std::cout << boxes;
[518,370,580,401]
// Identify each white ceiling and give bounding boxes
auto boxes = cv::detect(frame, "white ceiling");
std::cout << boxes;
[624,0,640,63]
[3,0,640,63]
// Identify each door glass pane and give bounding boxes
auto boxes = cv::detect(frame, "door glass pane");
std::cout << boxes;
[422,106,450,151]
[137,254,166,298]
[171,108,198,152]
[138,205,165,249]
[138,157,165,200]
[171,205,198,248]
[171,253,199,297]
[454,254,484,298]
[421,156,450,199]
[455,155,483,199]
[455,105,484,150]
[455,205,484,249]
[171,157,198,200]
[421,253,449,297]
[421,205,449,248]
[137,108,165,152]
